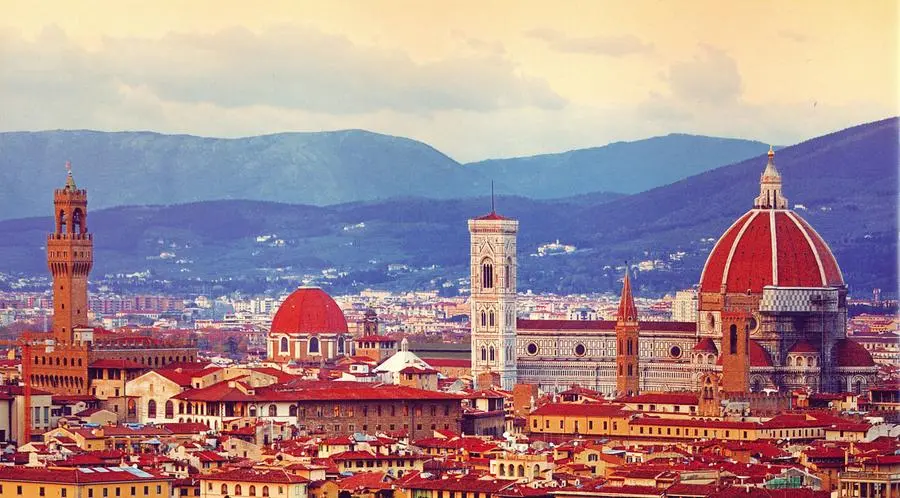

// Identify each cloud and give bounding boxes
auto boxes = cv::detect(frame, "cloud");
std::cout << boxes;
[0,24,566,117]
[525,27,653,56]
[777,30,808,42]
[666,44,743,105]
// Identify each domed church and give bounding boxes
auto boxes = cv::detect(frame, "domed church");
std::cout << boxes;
[470,147,877,394]
[694,146,875,393]
[266,286,354,365]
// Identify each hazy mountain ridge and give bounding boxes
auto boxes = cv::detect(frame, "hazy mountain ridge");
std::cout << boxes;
[1,129,775,220]
[464,134,771,197]
[0,118,895,296]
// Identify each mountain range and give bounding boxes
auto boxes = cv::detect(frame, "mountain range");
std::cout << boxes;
[0,130,768,220]
[465,134,768,198]
[0,118,895,296]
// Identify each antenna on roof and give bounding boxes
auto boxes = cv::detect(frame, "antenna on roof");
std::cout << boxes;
[490,180,495,213]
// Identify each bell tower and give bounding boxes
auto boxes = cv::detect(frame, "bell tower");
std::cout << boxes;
[615,269,640,396]
[721,311,750,393]
[468,207,518,390]
[47,162,93,343]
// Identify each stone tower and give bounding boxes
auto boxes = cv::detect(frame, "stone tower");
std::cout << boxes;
[47,162,93,343]
[615,269,640,396]
[468,210,518,390]
[720,311,750,393]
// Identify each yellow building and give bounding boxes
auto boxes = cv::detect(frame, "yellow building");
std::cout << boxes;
[528,403,630,437]
[0,466,171,498]
[199,467,308,498]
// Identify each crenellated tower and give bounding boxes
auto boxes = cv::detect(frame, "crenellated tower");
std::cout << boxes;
[47,162,93,343]
[468,209,518,390]
[615,269,640,396]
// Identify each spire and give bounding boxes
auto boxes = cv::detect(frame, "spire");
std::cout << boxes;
[490,180,495,214]
[753,145,787,209]
[617,266,637,322]
[64,161,77,190]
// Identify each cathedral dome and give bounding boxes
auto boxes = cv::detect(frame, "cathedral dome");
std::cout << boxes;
[832,339,875,368]
[270,287,348,335]
[699,148,843,295]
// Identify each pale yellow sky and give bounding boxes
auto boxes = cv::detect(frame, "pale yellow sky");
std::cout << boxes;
[1,0,896,160]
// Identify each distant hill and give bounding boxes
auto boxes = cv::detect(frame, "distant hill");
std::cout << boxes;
[0,118,894,296]
[0,129,492,219]
[1,129,772,220]
[465,134,770,198]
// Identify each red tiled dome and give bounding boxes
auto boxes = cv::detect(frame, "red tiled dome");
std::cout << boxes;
[717,339,773,367]
[832,339,875,368]
[693,338,719,354]
[788,340,819,354]
[270,287,348,335]
[699,209,843,294]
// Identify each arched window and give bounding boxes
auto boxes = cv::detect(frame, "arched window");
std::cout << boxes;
[235,484,242,496]
[280,337,289,353]
[729,325,738,354]
[798,357,806,368]
[489,311,495,327]
[72,208,84,234]
[627,364,633,376]
[518,465,525,477]
[268,404,277,417]
[489,346,495,362]
[249,485,256,496]
[309,337,320,354]
[338,337,345,354]
[262,486,270,497]
[481,311,487,327]
[481,346,487,361]
[148,400,157,419]
[627,339,633,355]
[482,260,494,288]
[289,405,298,417]
[58,210,67,233]
[249,405,257,417]
[505,257,512,289]
[618,339,623,354]
[499,464,506,476]
[165,401,174,418]
[221,484,228,495]
[854,379,864,394]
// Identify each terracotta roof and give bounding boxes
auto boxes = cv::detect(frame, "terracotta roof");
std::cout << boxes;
[517,319,694,332]
[617,271,638,322]
[0,466,168,484]
[421,358,470,368]
[699,208,843,294]
[620,392,699,405]
[175,380,461,402]
[692,338,719,354]
[200,468,308,484]
[832,339,875,367]
[532,403,625,417]
[474,212,510,221]
[788,340,819,354]
[716,339,773,367]
[270,287,348,335]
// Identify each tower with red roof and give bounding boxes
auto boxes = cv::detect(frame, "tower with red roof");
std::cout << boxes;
[615,269,640,396]
[468,205,518,390]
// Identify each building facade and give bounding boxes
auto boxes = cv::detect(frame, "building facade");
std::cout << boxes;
[468,211,518,390]
[468,148,877,395]
[28,165,198,401]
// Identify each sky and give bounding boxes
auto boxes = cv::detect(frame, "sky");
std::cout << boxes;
[1,1,896,162]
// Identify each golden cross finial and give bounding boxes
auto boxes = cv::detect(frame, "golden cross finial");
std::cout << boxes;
[768,145,774,157]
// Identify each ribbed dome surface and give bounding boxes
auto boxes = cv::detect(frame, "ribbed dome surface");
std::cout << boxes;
[700,209,843,294]
[270,287,348,335]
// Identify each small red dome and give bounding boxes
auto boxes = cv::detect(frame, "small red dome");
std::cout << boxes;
[832,339,875,368]
[693,338,719,354]
[699,209,843,294]
[717,339,773,367]
[788,340,819,354]
[270,287,348,335]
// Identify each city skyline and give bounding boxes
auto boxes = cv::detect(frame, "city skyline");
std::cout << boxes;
[0,0,896,161]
